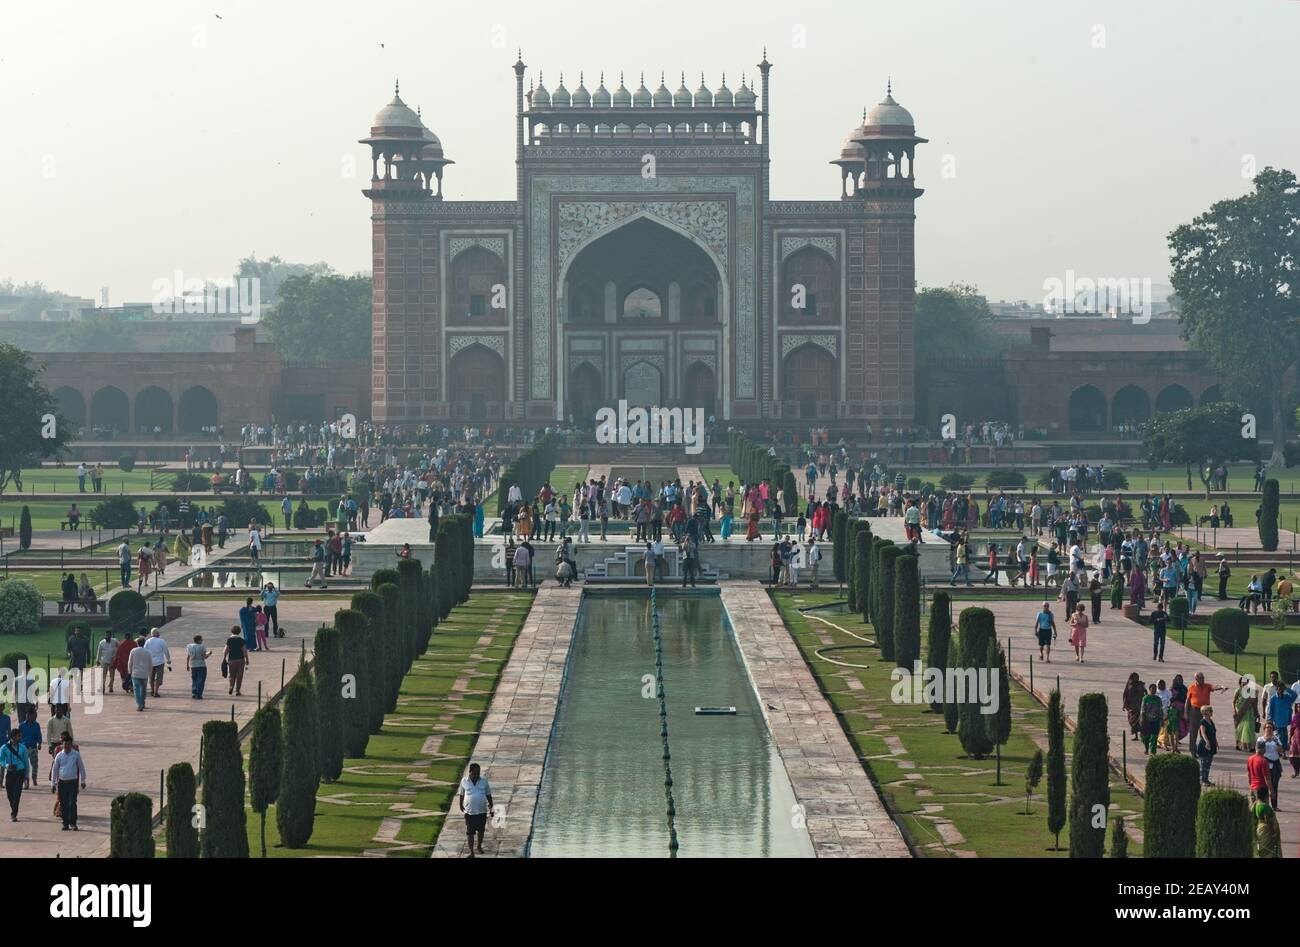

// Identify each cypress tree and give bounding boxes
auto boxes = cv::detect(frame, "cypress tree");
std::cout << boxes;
[876,546,902,661]
[845,520,858,609]
[378,583,403,702]
[248,706,283,858]
[164,763,198,858]
[894,554,921,671]
[1195,788,1253,858]
[109,793,154,858]
[457,513,474,602]
[1110,814,1129,857]
[926,591,952,713]
[987,638,1012,784]
[425,568,439,649]
[277,666,321,849]
[19,505,32,550]
[1068,692,1110,857]
[1024,749,1044,814]
[1143,753,1200,857]
[857,521,873,618]
[854,531,871,624]
[350,590,388,732]
[313,626,345,783]
[397,559,424,663]
[956,607,995,759]
[335,608,371,757]
[1046,688,1067,850]
[434,523,456,619]
[832,511,847,584]
[870,538,894,631]
[199,720,248,858]
[1260,477,1280,551]
[942,621,961,734]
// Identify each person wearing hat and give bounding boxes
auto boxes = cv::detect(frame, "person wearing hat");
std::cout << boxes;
[1194,705,1218,787]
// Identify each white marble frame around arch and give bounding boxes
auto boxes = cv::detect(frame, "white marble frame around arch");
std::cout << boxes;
[553,208,731,422]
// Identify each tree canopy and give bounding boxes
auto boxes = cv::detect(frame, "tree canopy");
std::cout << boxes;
[235,254,334,307]
[915,283,997,358]
[0,343,69,494]
[1142,401,1258,494]
[262,272,371,365]
[1169,167,1300,465]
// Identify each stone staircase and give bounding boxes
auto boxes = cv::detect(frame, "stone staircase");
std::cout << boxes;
[582,544,728,583]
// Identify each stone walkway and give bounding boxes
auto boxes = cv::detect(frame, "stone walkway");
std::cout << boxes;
[980,598,1298,857]
[431,585,581,857]
[0,598,345,858]
[720,583,910,857]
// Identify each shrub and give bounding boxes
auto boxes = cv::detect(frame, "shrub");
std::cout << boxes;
[984,469,1027,490]
[1046,689,1067,850]
[171,473,208,492]
[926,592,952,714]
[1100,469,1129,490]
[313,626,345,783]
[876,546,902,662]
[939,473,975,491]
[1278,643,1300,683]
[1168,596,1189,630]
[1024,749,1044,815]
[199,720,249,858]
[350,590,389,731]
[870,536,893,630]
[1068,693,1110,858]
[0,652,30,676]
[956,607,995,759]
[893,554,921,670]
[1260,478,1280,551]
[1210,608,1250,655]
[1110,816,1129,857]
[277,667,321,848]
[90,495,138,528]
[1195,788,1253,858]
[1143,753,1200,857]
[165,762,199,858]
[19,505,32,549]
[248,706,283,858]
[108,589,148,633]
[906,477,922,491]
[854,531,871,625]
[0,579,43,635]
[118,453,137,472]
[109,793,154,858]
[335,608,371,758]
[457,514,474,603]
[219,497,272,529]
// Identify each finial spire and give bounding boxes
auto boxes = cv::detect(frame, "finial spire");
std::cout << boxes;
[394,78,400,97]
[887,76,892,96]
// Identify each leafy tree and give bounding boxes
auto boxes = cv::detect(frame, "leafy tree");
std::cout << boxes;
[915,284,997,357]
[234,253,334,305]
[0,343,70,494]
[200,720,249,858]
[1141,401,1257,494]
[1143,754,1200,857]
[248,706,283,858]
[1046,688,1067,850]
[109,793,154,858]
[926,592,952,713]
[1169,167,1300,466]
[262,272,370,365]
[893,554,921,670]
[313,626,345,783]
[1068,693,1110,858]
[1024,749,1044,815]
[164,763,199,858]
[277,665,321,848]
[956,607,995,759]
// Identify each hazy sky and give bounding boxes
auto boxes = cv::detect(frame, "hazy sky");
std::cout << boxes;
[1,0,1295,305]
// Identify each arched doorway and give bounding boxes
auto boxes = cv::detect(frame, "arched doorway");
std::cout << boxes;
[52,387,86,429]
[782,343,836,419]
[779,246,839,322]
[682,361,716,417]
[178,386,219,432]
[449,246,508,325]
[1155,384,1193,414]
[135,386,174,433]
[1068,385,1106,432]
[569,362,604,425]
[448,344,506,418]
[1111,385,1151,427]
[1200,385,1224,406]
[90,386,129,431]
[623,360,662,406]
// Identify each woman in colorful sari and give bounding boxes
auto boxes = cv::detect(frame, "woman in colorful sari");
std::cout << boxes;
[966,497,980,530]
[1255,788,1282,857]
[1139,683,1163,755]
[473,500,485,539]
[719,506,734,541]
[1234,676,1258,751]
[1128,564,1147,607]
[516,504,533,541]
[745,506,761,542]
[942,496,955,530]
[1160,496,1172,531]
[1289,703,1300,776]
[1122,673,1145,739]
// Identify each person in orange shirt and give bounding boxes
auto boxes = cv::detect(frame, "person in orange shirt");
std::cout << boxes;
[1186,671,1228,758]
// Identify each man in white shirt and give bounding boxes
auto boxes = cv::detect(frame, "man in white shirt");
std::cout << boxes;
[458,762,493,857]
[806,540,822,590]
[143,628,172,698]
[507,482,522,505]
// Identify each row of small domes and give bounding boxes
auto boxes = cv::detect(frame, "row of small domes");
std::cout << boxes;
[532,72,756,109]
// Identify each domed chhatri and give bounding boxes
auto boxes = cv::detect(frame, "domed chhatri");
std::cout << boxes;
[734,74,755,107]
[632,72,652,107]
[551,74,571,108]
[572,72,591,108]
[612,72,632,107]
[864,80,915,129]
[593,73,612,108]
[694,73,712,107]
[370,80,423,133]
[673,73,693,108]
[714,73,733,108]
[653,72,673,108]
[533,71,551,108]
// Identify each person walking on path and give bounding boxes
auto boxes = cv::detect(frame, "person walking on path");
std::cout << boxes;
[186,635,211,700]
[1261,721,1285,809]
[49,733,86,831]
[117,539,132,589]
[113,633,138,695]
[1235,676,1259,750]
[1194,705,1218,787]
[458,762,494,858]
[1033,602,1057,662]
[19,709,41,786]
[1255,787,1282,857]
[128,637,152,711]
[1068,602,1089,663]
[222,626,249,696]
[144,628,172,698]
[1185,672,1226,764]
[1248,739,1272,805]
[239,597,259,651]
[1122,672,1145,739]
[1149,603,1168,663]
[1139,683,1164,755]
[96,630,118,695]
[1,728,30,822]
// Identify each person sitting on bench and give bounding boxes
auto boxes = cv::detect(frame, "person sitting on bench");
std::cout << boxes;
[59,573,78,614]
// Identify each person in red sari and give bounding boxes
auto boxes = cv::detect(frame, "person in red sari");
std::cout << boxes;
[746,508,762,542]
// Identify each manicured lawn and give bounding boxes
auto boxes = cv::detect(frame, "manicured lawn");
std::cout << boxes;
[699,466,740,487]
[545,465,589,501]
[228,590,533,858]
[1170,618,1300,683]
[0,569,114,599]
[4,466,172,494]
[0,624,87,671]
[773,590,1145,857]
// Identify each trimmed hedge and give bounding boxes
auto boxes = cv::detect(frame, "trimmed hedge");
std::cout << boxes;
[313,626,345,783]
[893,554,921,670]
[19,505,32,550]
[1168,596,1189,631]
[350,590,389,731]
[277,667,321,848]
[1143,753,1200,857]
[248,706,282,858]
[1195,788,1253,858]
[832,511,847,584]
[396,559,424,665]
[108,589,147,632]
[1068,693,1111,858]
[1260,478,1280,551]
[434,524,456,620]
[1278,643,1300,683]
[0,579,42,636]
[876,546,902,663]
[90,495,138,529]
[854,531,871,624]
[956,607,995,759]
[377,584,403,708]
[218,496,273,529]
[199,720,248,858]
[496,434,558,515]
[165,762,199,859]
[109,793,154,858]
[984,469,1027,489]
[926,591,952,714]
[1209,608,1250,655]
[335,608,371,758]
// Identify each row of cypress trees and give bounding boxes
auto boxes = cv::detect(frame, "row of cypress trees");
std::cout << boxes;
[496,434,557,515]
[726,430,798,509]
[138,549,456,857]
